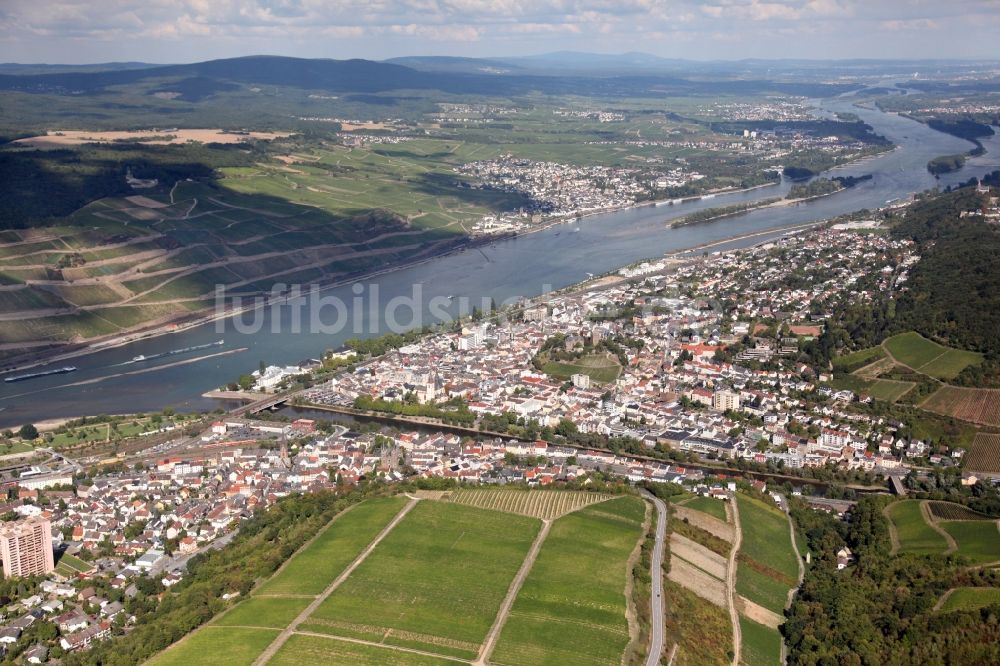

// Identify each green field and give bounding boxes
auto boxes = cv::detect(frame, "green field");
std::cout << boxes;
[867,379,916,402]
[666,491,695,504]
[541,353,622,384]
[939,587,1000,613]
[218,141,528,232]
[682,495,729,522]
[255,496,407,596]
[446,487,613,520]
[735,494,799,615]
[940,520,1000,564]
[491,496,646,666]
[268,634,458,666]
[832,346,885,372]
[304,500,540,659]
[927,501,990,521]
[212,596,311,629]
[886,500,949,555]
[883,332,982,380]
[146,627,280,666]
[739,616,782,666]
[827,373,875,394]
[53,552,95,577]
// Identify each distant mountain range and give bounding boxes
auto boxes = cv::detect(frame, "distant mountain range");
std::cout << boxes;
[0,54,857,100]
[0,53,995,101]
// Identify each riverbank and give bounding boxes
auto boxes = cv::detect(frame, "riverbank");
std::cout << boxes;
[670,184,864,228]
[0,154,887,376]
[0,231,506,375]
[495,178,786,240]
[0,181,788,375]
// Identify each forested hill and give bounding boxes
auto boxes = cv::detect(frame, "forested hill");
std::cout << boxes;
[0,55,856,99]
[889,181,1000,358]
[785,496,1000,665]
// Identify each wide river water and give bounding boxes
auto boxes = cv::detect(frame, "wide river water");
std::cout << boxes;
[2,95,999,427]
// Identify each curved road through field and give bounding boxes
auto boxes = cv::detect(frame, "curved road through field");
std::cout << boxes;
[643,491,668,666]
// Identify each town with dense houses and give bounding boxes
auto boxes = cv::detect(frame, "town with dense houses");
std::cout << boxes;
[0,176,996,664]
[0,193,993,661]
[301,222,940,478]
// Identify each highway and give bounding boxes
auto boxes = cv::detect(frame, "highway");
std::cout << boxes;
[643,491,668,666]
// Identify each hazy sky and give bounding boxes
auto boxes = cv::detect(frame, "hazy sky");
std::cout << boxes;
[2,0,999,64]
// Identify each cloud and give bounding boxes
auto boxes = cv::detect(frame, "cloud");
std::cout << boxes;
[0,0,995,61]
[879,18,939,31]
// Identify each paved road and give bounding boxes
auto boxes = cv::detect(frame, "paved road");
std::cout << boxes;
[643,491,668,666]
[149,530,238,577]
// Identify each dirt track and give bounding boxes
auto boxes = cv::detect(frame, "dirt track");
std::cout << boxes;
[250,497,419,666]
[474,519,552,665]
[726,497,743,666]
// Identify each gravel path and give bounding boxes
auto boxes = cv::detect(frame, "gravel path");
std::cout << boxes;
[727,495,743,666]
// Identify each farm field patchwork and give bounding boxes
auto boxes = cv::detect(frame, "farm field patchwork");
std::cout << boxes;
[886,500,949,555]
[734,494,799,615]
[883,331,982,380]
[670,514,731,558]
[267,634,459,666]
[254,495,408,597]
[446,487,613,520]
[146,627,280,666]
[490,496,646,666]
[0,171,469,348]
[303,500,540,659]
[921,387,1000,428]
[939,587,1000,613]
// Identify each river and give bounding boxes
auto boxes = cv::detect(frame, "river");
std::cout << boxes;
[1,95,999,427]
